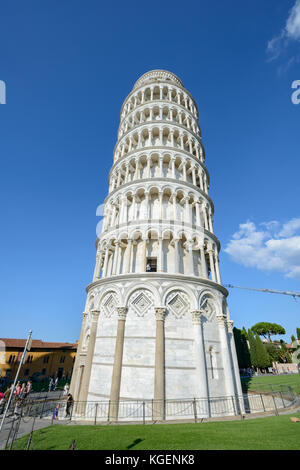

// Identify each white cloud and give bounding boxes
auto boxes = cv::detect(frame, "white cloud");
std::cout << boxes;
[224,218,300,279]
[277,217,300,237]
[267,0,300,61]
[286,0,300,40]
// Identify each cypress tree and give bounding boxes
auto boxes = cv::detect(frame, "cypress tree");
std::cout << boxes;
[255,334,271,369]
[248,329,258,370]
[233,327,251,369]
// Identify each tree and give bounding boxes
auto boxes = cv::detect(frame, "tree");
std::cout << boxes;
[255,334,271,369]
[247,329,258,369]
[265,341,292,364]
[297,328,300,341]
[291,335,296,342]
[233,327,251,369]
[251,322,286,342]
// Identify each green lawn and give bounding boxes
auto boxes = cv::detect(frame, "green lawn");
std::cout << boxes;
[14,412,300,450]
[241,373,300,395]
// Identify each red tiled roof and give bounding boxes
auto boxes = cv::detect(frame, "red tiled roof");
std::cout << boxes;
[0,338,77,350]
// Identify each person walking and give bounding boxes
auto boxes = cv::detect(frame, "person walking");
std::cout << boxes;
[14,398,22,418]
[26,380,32,396]
[19,383,27,399]
[63,383,70,396]
[52,403,60,421]
[49,377,54,392]
[14,382,21,397]
[65,393,73,418]
[54,377,59,391]
[0,391,5,414]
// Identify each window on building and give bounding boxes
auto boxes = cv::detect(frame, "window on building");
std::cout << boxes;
[41,368,46,375]
[8,355,15,364]
[24,369,30,376]
[26,355,33,363]
[60,356,65,363]
[43,356,49,364]
[146,257,157,272]
[6,369,12,377]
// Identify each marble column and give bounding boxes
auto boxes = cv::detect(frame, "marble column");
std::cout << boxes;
[215,251,222,285]
[208,250,216,282]
[191,310,210,417]
[154,307,166,420]
[102,248,110,278]
[173,238,180,273]
[112,242,120,275]
[200,245,208,278]
[159,192,163,219]
[157,237,163,272]
[92,252,101,282]
[109,307,127,421]
[70,311,88,399]
[216,315,236,401]
[125,239,132,274]
[78,310,100,403]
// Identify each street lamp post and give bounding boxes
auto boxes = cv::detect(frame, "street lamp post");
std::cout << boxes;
[0,330,33,433]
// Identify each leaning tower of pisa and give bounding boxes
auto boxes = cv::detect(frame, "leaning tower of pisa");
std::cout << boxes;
[70,70,243,419]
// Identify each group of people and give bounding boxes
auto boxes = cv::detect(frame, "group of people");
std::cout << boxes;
[0,380,32,416]
[52,393,74,420]
[48,376,59,391]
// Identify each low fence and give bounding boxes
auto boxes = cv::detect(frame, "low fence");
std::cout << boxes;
[11,385,297,424]
[1,386,298,450]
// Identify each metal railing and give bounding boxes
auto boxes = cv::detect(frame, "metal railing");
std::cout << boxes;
[1,386,298,450]
[17,386,296,424]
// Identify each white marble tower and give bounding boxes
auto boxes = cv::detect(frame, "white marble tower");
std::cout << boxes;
[70,70,243,419]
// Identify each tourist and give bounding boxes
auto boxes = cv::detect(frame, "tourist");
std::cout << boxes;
[54,377,59,390]
[26,380,32,395]
[146,263,151,272]
[49,377,54,392]
[63,383,70,396]
[19,383,27,399]
[52,403,60,421]
[14,382,21,397]
[65,393,73,418]
[14,398,22,418]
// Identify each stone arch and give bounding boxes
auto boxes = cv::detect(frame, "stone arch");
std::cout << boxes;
[125,285,159,317]
[163,285,197,312]
[99,288,121,317]
[164,289,191,319]
[82,327,91,352]
[198,290,220,320]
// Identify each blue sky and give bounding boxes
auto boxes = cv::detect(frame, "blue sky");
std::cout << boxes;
[0,0,299,343]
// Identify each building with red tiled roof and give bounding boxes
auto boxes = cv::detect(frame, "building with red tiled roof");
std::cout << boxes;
[0,337,77,382]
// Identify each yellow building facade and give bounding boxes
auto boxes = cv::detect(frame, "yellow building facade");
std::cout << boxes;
[0,338,77,382]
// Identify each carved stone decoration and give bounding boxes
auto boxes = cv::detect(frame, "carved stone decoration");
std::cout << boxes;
[116,306,127,320]
[82,330,90,351]
[166,291,190,319]
[199,294,216,321]
[227,320,234,333]
[155,307,167,321]
[129,289,154,317]
[191,310,204,325]
[102,292,118,318]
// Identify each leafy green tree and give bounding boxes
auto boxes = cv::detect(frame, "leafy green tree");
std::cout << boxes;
[251,322,286,342]
[248,329,258,369]
[265,341,292,364]
[241,327,248,340]
[297,328,300,341]
[291,335,296,342]
[233,327,251,369]
[265,343,281,363]
[255,334,271,369]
